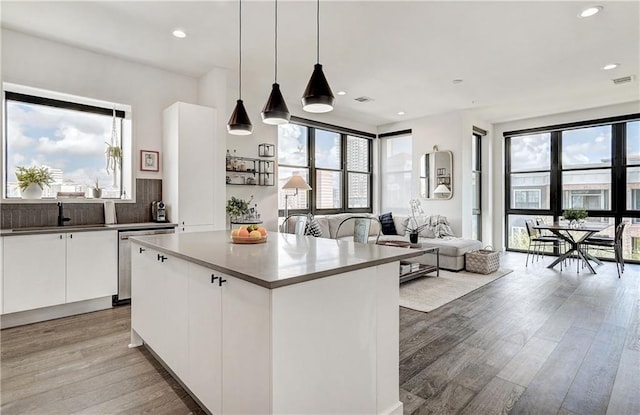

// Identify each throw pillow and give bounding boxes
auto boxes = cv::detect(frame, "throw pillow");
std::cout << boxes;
[431,215,455,238]
[304,214,324,237]
[378,212,398,235]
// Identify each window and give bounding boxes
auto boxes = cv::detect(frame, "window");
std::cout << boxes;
[380,134,412,214]
[504,114,640,262]
[3,85,131,200]
[471,131,483,240]
[277,121,372,215]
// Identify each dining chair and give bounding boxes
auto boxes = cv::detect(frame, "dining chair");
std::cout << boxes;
[281,213,308,236]
[582,222,626,278]
[525,219,564,268]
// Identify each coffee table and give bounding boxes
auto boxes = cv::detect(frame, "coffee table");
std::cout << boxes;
[377,240,439,283]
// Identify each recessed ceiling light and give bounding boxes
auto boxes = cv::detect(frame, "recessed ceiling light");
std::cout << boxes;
[337,91,347,96]
[397,111,405,116]
[603,63,619,70]
[172,29,187,38]
[579,6,603,18]
[452,79,463,84]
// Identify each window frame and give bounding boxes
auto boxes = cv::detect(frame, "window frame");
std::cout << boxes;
[278,119,373,216]
[504,113,640,261]
[3,84,131,201]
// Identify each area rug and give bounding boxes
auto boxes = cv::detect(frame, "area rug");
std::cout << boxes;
[399,268,513,312]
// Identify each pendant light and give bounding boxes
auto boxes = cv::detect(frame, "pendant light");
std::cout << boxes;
[261,0,290,124]
[301,0,335,113]
[227,0,253,135]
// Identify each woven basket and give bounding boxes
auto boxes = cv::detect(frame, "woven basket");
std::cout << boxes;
[465,247,500,274]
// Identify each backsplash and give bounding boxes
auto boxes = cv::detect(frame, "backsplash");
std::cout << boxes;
[0,179,162,229]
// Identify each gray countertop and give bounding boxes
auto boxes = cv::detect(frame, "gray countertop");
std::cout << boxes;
[131,230,424,289]
[0,222,177,237]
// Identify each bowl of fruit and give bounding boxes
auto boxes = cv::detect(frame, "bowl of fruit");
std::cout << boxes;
[230,224,268,244]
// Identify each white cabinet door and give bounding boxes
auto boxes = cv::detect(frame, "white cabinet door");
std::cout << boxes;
[222,274,271,414]
[162,102,218,228]
[2,233,66,314]
[131,245,164,349]
[187,263,222,414]
[160,252,189,379]
[66,231,118,303]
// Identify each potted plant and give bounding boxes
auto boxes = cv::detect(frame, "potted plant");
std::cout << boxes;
[105,143,122,174]
[407,199,428,243]
[15,166,54,199]
[226,195,254,222]
[563,209,588,227]
[91,178,102,199]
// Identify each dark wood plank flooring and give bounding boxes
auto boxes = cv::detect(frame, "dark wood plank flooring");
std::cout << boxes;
[1,252,638,414]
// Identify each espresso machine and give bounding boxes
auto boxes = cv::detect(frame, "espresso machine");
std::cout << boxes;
[151,201,167,222]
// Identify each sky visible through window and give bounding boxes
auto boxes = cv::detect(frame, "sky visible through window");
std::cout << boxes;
[5,101,121,197]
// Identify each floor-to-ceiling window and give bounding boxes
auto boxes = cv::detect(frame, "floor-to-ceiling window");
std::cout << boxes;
[471,130,484,240]
[379,131,412,214]
[277,118,373,216]
[505,114,640,262]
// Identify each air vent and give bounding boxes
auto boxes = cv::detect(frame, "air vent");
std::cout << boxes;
[612,75,634,85]
[354,96,374,103]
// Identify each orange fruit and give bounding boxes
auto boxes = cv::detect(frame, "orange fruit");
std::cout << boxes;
[257,227,267,236]
[249,230,262,239]
[238,228,250,238]
[231,229,240,237]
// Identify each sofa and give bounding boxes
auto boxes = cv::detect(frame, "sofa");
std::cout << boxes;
[281,212,482,271]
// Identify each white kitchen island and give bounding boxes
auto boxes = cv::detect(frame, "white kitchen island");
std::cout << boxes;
[130,231,423,415]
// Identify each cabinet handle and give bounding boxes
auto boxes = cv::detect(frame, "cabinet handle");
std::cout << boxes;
[59,235,63,239]
[139,247,145,253]
[157,254,167,262]
[218,277,227,287]
[69,234,73,239]
[211,274,218,284]
[157,253,162,261]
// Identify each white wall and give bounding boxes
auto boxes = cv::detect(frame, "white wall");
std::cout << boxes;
[378,111,468,237]
[491,101,640,251]
[1,28,199,197]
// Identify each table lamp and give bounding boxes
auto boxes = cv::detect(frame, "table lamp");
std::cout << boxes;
[433,184,451,197]
[282,174,311,219]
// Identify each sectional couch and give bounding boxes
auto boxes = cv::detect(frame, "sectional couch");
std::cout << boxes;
[281,213,482,271]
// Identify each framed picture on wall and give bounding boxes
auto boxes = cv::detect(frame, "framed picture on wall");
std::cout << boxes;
[140,150,159,172]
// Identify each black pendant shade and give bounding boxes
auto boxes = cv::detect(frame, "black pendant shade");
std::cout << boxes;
[301,63,335,113]
[227,99,253,135]
[262,83,290,125]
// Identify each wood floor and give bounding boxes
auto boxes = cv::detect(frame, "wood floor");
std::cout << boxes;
[1,252,638,414]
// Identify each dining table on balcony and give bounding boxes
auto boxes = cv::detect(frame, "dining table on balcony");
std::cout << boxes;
[533,222,612,274]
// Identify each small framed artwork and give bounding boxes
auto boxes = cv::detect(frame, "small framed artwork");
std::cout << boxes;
[140,150,159,172]
[437,168,446,176]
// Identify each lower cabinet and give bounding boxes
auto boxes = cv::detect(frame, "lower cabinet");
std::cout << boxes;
[131,244,271,414]
[2,231,118,314]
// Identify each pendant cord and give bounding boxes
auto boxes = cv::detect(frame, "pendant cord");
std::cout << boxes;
[316,0,320,64]
[274,0,278,83]
[239,0,243,99]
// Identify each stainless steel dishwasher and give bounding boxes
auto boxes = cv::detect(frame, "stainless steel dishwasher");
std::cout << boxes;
[115,227,175,305]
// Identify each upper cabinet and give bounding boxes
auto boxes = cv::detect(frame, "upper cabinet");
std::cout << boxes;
[420,150,453,200]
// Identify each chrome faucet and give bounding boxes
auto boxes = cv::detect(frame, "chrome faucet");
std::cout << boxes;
[57,202,71,226]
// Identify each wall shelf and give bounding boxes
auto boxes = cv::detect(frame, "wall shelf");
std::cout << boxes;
[225,154,274,186]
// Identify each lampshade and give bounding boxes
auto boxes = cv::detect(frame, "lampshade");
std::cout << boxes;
[227,0,253,135]
[262,83,290,125]
[227,99,253,135]
[434,184,451,194]
[282,175,312,191]
[301,0,334,113]
[301,64,335,113]
[262,0,290,125]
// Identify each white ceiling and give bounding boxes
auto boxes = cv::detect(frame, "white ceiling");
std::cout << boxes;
[1,1,639,127]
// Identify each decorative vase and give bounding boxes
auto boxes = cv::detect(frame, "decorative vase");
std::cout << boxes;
[21,183,43,199]
[409,232,419,244]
